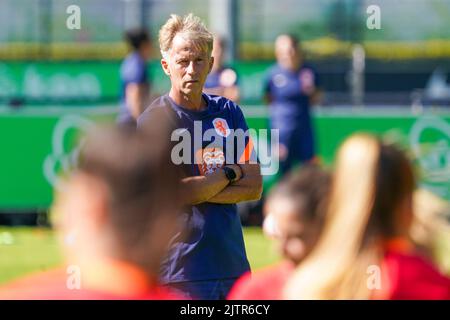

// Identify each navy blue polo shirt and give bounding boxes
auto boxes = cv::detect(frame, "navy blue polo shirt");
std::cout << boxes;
[137,93,253,283]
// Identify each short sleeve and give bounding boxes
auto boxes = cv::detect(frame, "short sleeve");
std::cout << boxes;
[233,105,258,164]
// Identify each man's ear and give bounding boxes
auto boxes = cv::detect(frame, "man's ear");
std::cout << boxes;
[208,56,214,74]
[161,58,171,76]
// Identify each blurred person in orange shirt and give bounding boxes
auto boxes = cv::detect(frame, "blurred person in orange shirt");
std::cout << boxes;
[0,124,184,299]
[228,165,330,299]
[284,134,450,300]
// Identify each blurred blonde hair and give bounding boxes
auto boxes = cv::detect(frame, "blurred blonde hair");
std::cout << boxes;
[284,133,415,299]
[158,13,213,59]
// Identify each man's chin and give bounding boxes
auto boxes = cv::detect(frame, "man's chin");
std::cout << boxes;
[184,82,200,88]
[182,87,202,96]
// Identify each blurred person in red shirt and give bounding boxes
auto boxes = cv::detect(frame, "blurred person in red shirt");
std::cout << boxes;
[0,123,185,300]
[284,134,450,300]
[228,164,330,299]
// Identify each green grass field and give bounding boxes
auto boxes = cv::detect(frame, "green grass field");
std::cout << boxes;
[0,226,281,285]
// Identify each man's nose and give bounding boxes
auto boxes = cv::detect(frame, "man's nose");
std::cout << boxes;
[186,61,196,75]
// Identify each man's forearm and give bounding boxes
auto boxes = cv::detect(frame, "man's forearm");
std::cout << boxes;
[181,169,229,205]
[206,185,262,204]
[207,175,263,204]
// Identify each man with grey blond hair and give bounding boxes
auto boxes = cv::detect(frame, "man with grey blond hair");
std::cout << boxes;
[138,13,262,300]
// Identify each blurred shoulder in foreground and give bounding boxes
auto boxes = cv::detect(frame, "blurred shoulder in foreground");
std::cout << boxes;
[0,125,184,300]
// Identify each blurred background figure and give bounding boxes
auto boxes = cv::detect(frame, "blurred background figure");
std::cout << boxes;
[204,35,241,102]
[117,28,152,127]
[284,134,450,300]
[0,125,183,299]
[414,68,450,107]
[228,164,330,299]
[264,34,322,177]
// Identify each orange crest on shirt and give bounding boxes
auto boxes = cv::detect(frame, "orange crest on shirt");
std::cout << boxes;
[196,147,225,176]
[212,118,230,137]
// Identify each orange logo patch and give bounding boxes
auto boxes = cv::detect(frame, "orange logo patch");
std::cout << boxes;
[196,147,225,176]
[212,118,230,137]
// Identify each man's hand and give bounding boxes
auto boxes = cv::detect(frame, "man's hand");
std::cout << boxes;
[180,163,262,206]
[223,164,243,182]
[207,163,263,204]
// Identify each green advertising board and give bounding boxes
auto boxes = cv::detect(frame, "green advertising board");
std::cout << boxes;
[0,61,270,105]
[246,107,450,200]
[1,107,449,211]
[0,108,114,211]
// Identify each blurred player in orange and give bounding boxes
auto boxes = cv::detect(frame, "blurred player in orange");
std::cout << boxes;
[228,165,330,299]
[284,134,450,299]
[204,35,240,102]
[0,125,184,299]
